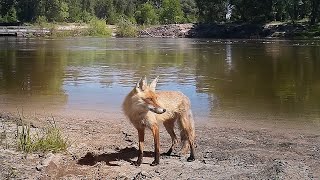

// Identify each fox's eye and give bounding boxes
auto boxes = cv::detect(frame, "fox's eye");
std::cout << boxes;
[145,98,152,101]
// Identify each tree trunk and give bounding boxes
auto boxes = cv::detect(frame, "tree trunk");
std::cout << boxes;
[310,0,320,25]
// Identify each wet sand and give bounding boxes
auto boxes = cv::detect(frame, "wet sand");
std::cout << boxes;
[0,108,319,179]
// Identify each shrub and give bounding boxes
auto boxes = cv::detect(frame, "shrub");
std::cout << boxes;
[87,18,112,37]
[116,18,138,37]
[35,16,48,28]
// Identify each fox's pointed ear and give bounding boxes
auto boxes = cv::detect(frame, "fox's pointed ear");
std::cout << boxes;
[150,76,159,92]
[135,78,142,92]
[135,76,147,92]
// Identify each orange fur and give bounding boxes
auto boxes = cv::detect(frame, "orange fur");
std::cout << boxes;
[122,76,195,166]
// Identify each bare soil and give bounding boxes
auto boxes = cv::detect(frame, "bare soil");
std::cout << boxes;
[0,111,319,179]
[137,22,320,39]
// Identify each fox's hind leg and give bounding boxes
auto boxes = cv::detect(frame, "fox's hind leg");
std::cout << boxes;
[163,119,178,156]
[178,110,196,162]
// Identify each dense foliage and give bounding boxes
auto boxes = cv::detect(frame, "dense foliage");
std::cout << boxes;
[196,0,320,24]
[0,0,319,25]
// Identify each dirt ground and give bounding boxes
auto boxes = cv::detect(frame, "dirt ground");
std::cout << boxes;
[0,110,319,179]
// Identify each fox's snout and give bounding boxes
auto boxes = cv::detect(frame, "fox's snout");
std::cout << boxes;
[147,105,166,114]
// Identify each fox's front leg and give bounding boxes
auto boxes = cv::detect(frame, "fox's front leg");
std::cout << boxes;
[135,128,145,166]
[151,125,160,166]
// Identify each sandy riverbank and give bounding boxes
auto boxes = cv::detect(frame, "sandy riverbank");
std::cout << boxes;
[7,21,318,38]
[0,109,319,179]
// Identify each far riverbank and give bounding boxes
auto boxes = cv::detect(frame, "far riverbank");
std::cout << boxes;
[139,22,320,39]
[1,22,319,39]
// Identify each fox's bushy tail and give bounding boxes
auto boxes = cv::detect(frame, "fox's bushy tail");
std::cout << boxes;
[178,109,195,153]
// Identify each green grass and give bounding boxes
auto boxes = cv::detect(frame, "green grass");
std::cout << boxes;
[50,19,112,37]
[17,123,32,152]
[32,125,67,153]
[17,119,67,153]
[32,17,112,37]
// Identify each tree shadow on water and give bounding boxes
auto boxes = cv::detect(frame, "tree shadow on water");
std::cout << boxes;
[77,147,154,166]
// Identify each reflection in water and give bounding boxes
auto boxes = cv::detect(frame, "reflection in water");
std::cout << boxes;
[225,42,233,72]
[0,38,68,110]
[0,37,320,130]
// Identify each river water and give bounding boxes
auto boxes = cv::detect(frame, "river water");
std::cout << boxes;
[1,37,320,132]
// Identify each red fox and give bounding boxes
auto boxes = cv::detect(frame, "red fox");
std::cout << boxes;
[122,76,195,166]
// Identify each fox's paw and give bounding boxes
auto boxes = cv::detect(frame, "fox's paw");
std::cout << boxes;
[150,160,159,166]
[187,156,195,162]
[162,149,172,156]
[133,159,142,166]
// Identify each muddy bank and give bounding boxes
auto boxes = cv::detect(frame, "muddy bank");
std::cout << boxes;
[138,24,193,38]
[0,111,319,179]
[138,23,320,39]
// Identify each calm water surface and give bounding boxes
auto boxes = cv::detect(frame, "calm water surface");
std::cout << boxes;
[1,37,320,131]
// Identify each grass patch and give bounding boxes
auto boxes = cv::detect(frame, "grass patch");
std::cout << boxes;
[50,28,86,37]
[17,122,32,152]
[32,18,112,37]
[32,125,67,153]
[50,19,112,37]
[17,117,67,153]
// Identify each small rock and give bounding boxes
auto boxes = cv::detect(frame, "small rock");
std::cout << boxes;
[36,164,43,171]
[45,161,58,175]
[134,171,148,179]
[72,154,78,160]
[42,153,54,166]
[116,173,129,180]
[51,153,62,166]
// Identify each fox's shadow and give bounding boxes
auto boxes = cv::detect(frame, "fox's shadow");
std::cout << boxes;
[77,147,154,166]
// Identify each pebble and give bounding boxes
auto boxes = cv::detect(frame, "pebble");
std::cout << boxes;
[35,152,62,172]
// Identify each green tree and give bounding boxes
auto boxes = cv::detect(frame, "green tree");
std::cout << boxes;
[230,0,274,23]
[272,0,289,21]
[181,0,198,22]
[160,0,184,24]
[16,0,38,22]
[44,0,69,22]
[113,0,135,17]
[310,0,320,24]
[0,0,318,26]
[81,0,95,15]
[0,0,18,22]
[196,0,228,22]
[4,6,18,22]
[95,0,112,19]
[66,0,83,22]
[135,2,158,25]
